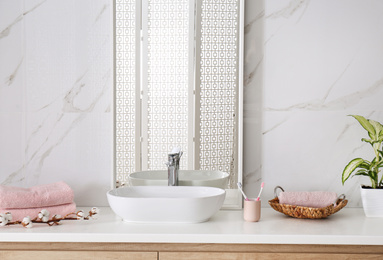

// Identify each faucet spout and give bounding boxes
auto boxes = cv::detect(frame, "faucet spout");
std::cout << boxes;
[166,149,183,186]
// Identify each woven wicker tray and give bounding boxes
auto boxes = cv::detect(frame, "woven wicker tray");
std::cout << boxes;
[268,187,348,219]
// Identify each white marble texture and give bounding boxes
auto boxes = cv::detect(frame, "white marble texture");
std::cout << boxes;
[0,0,113,206]
[1,0,383,208]
[243,0,383,207]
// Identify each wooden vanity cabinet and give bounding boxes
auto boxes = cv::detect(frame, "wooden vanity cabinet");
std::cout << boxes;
[0,242,382,260]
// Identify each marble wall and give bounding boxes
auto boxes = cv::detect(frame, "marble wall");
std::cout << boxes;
[1,0,382,207]
[0,0,113,206]
[243,0,383,207]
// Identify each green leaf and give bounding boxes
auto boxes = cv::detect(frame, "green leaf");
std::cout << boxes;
[369,119,383,139]
[354,172,370,177]
[350,115,376,139]
[342,158,367,184]
[371,157,378,165]
[354,169,369,177]
[357,160,371,169]
[369,169,379,187]
[362,138,374,145]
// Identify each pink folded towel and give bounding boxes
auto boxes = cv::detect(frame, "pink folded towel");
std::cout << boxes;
[278,191,338,208]
[0,202,77,222]
[0,181,74,209]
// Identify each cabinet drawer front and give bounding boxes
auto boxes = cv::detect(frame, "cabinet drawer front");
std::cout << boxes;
[0,251,157,260]
[160,252,383,260]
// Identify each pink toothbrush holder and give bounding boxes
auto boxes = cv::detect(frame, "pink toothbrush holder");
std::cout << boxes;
[244,199,261,222]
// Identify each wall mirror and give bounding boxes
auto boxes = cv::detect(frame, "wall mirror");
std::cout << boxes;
[114,0,243,209]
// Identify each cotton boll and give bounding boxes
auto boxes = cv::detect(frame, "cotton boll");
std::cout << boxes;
[38,209,50,222]
[40,209,49,217]
[90,207,100,219]
[76,211,85,220]
[0,214,8,226]
[22,216,33,228]
[5,212,12,222]
[25,222,33,228]
[91,207,100,214]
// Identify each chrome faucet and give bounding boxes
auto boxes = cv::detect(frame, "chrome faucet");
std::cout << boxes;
[166,148,183,186]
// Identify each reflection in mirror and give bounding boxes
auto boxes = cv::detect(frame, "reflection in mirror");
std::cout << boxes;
[114,0,243,208]
[129,170,229,189]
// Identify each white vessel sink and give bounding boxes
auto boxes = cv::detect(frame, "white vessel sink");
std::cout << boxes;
[128,170,229,189]
[107,186,226,223]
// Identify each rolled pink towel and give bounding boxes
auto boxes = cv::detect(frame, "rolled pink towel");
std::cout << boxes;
[0,181,74,209]
[278,191,337,208]
[0,202,77,222]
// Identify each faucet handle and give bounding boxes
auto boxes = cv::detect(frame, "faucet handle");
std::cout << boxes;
[167,150,182,168]
[170,147,181,154]
[170,147,183,158]
[168,151,182,160]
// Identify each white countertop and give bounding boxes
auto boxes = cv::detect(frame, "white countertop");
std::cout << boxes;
[1,207,382,245]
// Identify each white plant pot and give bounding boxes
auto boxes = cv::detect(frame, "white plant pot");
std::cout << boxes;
[360,186,383,217]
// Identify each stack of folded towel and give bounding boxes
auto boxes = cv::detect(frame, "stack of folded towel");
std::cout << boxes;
[0,181,76,221]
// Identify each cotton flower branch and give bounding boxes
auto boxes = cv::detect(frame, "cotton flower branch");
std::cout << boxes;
[0,207,100,228]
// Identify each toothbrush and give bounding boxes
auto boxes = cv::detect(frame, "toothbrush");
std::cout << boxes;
[256,182,265,201]
[237,182,249,201]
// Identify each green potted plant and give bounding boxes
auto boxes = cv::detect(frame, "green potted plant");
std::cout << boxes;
[342,115,383,217]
